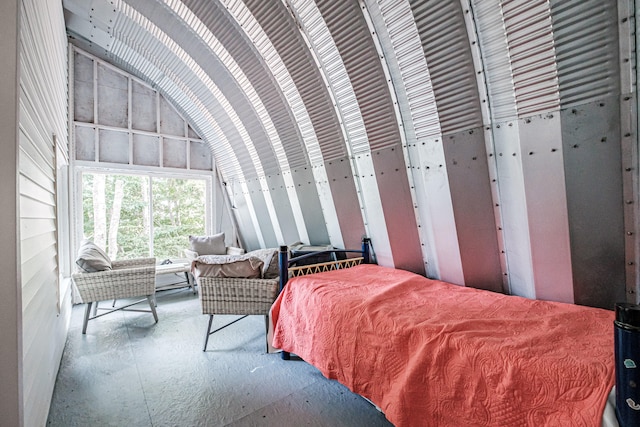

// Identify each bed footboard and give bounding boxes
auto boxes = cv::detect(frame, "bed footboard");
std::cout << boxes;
[277,237,371,360]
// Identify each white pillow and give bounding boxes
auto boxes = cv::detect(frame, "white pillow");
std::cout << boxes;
[189,233,226,255]
[76,240,112,272]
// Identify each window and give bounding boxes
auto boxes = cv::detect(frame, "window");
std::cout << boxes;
[81,172,208,260]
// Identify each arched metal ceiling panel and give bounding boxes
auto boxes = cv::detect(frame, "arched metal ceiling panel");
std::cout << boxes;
[316,0,402,152]
[162,0,312,245]
[286,0,399,265]
[110,3,260,180]
[179,0,307,170]
[65,0,281,247]
[241,0,347,163]
[61,0,635,306]
[502,0,559,117]
[367,0,464,282]
[472,0,517,121]
[550,0,620,107]
[117,0,299,246]
[410,0,483,134]
[222,0,346,247]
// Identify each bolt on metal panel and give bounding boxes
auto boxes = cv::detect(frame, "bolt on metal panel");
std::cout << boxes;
[519,113,573,303]
[324,158,366,252]
[288,167,331,245]
[443,128,503,292]
[407,137,464,284]
[244,178,279,249]
[353,153,393,267]
[264,173,300,246]
[229,181,260,251]
[560,99,626,309]
[371,146,424,275]
[490,122,535,298]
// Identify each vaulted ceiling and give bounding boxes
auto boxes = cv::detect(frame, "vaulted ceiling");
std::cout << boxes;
[62,0,639,309]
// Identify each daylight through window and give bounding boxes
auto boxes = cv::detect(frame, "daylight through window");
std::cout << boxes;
[82,172,207,260]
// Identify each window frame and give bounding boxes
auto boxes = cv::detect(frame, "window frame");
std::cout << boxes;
[72,163,214,261]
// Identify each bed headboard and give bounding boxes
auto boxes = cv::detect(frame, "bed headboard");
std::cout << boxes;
[277,237,371,293]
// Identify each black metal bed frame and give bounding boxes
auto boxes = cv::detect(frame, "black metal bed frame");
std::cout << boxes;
[276,237,371,360]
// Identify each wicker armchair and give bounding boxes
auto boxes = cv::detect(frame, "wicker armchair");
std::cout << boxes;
[72,257,158,334]
[197,276,279,352]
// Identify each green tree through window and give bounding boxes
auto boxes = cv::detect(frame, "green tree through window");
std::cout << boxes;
[82,173,206,260]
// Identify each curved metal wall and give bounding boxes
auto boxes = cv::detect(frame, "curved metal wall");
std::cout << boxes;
[63,0,640,308]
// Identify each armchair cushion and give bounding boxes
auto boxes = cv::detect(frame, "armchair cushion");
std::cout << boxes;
[189,233,226,256]
[193,256,263,279]
[76,240,112,273]
[193,248,279,280]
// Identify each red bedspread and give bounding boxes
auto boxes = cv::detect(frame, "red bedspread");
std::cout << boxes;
[270,264,615,427]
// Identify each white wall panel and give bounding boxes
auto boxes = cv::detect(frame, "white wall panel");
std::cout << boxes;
[491,122,534,297]
[18,0,69,425]
[519,113,573,303]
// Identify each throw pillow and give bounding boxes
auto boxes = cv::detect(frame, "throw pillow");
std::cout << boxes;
[76,240,112,272]
[246,248,280,279]
[189,232,226,255]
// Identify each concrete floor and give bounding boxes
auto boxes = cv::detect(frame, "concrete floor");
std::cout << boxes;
[46,287,393,427]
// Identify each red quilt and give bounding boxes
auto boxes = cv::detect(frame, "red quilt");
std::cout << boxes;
[270,264,615,427]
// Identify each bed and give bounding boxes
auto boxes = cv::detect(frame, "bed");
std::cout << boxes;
[270,242,618,427]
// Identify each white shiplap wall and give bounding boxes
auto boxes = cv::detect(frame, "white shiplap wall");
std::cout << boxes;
[19,0,70,425]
